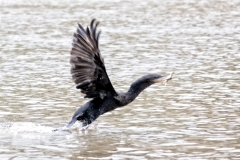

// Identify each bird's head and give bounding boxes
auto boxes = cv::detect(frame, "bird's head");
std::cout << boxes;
[129,72,173,94]
[139,72,173,85]
[152,72,173,85]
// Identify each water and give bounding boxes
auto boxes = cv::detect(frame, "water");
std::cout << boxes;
[1,0,240,159]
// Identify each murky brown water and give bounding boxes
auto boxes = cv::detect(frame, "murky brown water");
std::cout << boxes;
[1,0,240,159]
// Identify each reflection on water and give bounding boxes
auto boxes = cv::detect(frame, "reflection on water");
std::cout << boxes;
[0,0,240,159]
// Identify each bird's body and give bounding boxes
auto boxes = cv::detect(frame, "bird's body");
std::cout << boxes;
[68,96,119,127]
[56,19,173,131]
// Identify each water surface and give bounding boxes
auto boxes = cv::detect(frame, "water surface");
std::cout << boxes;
[0,0,240,159]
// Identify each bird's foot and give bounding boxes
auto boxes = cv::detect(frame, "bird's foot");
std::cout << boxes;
[163,72,173,86]
[81,124,89,130]
[52,126,68,132]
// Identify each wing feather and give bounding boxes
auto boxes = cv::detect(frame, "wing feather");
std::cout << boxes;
[70,19,118,99]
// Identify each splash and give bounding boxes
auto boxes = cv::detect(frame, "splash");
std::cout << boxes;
[0,122,55,134]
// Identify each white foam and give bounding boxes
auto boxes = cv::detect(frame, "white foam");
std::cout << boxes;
[0,122,55,134]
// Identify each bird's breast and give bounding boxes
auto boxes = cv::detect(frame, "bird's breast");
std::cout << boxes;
[98,98,118,115]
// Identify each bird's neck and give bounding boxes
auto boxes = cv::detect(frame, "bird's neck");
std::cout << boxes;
[126,84,151,100]
[118,77,154,106]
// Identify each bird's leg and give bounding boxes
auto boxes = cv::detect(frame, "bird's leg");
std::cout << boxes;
[81,120,90,130]
[163,72,173,86]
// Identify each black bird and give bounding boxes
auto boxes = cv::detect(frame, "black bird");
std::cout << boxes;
[59,19,173,130]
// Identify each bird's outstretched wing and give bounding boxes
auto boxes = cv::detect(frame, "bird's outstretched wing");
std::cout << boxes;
[70,19,118,99]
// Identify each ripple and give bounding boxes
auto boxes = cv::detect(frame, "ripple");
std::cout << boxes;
[0,0,240,159]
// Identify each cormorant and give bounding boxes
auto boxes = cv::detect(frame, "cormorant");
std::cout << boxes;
[57,19,173,130]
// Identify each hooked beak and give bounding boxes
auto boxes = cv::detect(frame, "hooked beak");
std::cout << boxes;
[154,72,173,85]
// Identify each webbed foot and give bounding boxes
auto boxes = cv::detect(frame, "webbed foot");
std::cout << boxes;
[52,126,68,132]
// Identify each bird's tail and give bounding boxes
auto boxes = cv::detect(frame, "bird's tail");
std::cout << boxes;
[52,118,77,132]
[65,118,77,129]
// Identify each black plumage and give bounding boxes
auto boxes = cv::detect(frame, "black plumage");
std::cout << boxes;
[57,19,173,131]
